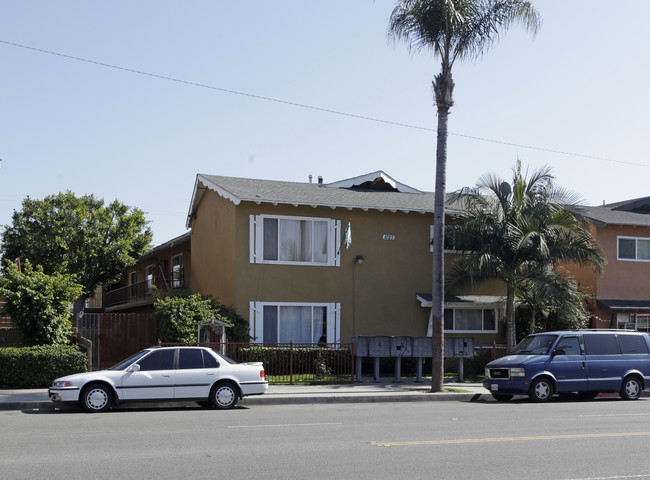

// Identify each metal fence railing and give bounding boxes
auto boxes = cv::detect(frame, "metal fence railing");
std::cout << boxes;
[491,343,514,360]
[161,341,355,385]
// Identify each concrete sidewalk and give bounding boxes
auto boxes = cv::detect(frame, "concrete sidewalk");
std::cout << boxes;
[0,378,490,411]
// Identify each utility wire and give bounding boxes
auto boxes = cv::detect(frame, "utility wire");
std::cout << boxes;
[1,39,647,168]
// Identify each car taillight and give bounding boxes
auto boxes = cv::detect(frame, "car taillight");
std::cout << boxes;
[260,369,265,379]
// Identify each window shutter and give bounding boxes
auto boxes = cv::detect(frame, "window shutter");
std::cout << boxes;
[327,303,341,344]
[250,215,262,263]
[330,220,341,267]
[430,225,434,253]
[249,302,264,343]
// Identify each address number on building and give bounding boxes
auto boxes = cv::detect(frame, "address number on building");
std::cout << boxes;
[382,234,396,241]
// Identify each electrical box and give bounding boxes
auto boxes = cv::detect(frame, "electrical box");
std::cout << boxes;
[351,336,369,357]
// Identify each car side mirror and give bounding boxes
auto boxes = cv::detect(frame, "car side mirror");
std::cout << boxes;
[128,363,141,372]
[552,348,566,356]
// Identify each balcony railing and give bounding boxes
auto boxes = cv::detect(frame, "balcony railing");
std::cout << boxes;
[104,269,185,309]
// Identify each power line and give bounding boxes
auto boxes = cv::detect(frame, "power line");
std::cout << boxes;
[2,39,647,169]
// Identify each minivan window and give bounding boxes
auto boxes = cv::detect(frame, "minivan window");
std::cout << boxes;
[619,335,649,355]
[583,334,619,355]
[511,334,558,355]
[554,336,581,355]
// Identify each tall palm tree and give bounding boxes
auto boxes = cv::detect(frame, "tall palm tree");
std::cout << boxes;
[446,161,605,347]
[388,0,541,391]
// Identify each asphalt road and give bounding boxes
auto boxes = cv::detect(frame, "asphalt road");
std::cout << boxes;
[2,397,650,480]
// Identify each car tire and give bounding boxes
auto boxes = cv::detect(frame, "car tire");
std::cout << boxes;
[210,382,239,409]
[620,375,643,400]
[80,383,112,413]
[528,377,553,403]
[491,393,513,402]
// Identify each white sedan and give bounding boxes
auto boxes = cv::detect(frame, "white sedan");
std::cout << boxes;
[48,346,267,412]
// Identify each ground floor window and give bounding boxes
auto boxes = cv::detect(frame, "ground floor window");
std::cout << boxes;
[249,302,341,344]
[615,312,650,332]
[444,308,496,333]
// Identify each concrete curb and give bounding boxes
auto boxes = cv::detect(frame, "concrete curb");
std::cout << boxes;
[0,391,485,411]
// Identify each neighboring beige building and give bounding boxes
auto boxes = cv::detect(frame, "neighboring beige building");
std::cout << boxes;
[185,171,506,346]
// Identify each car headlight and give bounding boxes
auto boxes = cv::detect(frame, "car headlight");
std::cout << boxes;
[510,368,525,377]
[53,381,74,387]
[485,367,490,378]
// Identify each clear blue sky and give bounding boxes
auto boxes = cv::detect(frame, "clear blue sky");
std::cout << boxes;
[1,1,648,246]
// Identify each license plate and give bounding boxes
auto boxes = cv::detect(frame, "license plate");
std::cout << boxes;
[490,384,499,391]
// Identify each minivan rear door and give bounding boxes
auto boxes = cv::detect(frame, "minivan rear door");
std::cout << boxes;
[549,335,587,393]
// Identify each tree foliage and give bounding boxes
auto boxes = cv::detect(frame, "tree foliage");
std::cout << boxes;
[0,259,83,345]
[446,161,605,343]
[154,291,245,344]
[388,0,541,391]
[1,191,152,298]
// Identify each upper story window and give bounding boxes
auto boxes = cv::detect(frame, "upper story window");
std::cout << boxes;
[171,254,183,288]
[618,236,650,261]
[250,215,341,266]
[146,265,154,292]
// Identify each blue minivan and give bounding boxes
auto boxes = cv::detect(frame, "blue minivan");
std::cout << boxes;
[483,330,650,402]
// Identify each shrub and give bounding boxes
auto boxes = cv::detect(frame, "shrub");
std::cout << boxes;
[0,345,87,388]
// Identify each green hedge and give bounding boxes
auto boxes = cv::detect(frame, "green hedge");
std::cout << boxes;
[0,345,88,388]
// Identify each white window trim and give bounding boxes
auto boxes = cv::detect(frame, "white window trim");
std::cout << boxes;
[617,236,650,262]
[249,301,341,344]
[250,214,341,266]
[444,307,498,334]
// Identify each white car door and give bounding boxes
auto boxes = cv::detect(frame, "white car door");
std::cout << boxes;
[119,349,175,400]
[174,348,218,399]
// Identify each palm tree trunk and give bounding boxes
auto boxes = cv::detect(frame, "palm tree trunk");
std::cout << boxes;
[506,284,517,347]
[430,106,449,393]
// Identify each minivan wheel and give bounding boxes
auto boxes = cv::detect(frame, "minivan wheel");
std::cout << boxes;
[620,376,643,400]
[529,377,553,403]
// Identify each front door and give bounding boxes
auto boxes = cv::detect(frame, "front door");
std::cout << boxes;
[119,349,176,400]
[549,336,587,393]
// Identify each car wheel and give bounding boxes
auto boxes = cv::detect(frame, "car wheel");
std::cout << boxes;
[620,375,643,400]
[491,393,513,402]
[210,382,239,409]
[529,377,553,403]
[81,383,112,413]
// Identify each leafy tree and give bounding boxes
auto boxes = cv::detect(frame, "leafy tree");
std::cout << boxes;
[1,191,152,306]
[446,161,605,345]
[155,292,239,344]
[0,259,83,345]
[388,0,542,391]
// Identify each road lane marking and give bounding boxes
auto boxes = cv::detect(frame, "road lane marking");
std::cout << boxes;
[562,476,650,480]
[369,431,650,447]
[228,422,343,429]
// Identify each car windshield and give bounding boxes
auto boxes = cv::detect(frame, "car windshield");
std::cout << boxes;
[510,334,558,355]
[108,349,152,370]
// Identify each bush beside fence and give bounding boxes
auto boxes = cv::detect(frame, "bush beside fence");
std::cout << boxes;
[0,345,87,388]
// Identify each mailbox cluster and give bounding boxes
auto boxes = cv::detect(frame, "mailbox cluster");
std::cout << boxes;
[351,336,475,382]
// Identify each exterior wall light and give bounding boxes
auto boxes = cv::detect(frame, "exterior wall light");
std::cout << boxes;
[355,255,365,265]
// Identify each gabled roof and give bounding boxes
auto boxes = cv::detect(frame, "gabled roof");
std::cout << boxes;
[187,172,458,227]
[580,203,650,228]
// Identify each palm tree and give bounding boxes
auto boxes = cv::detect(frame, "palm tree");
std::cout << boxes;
[446,161,605,347]
[388,0,542,391]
